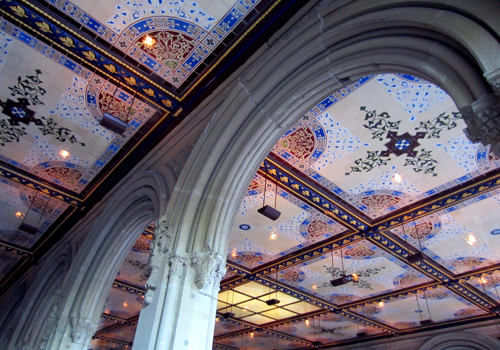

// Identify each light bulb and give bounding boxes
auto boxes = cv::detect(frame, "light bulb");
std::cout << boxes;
[15,211,25,218]
[391,172,403,183]
[270,232,278,240]
[378,301,384,307]
[59,149,70,159]
[466,235,477,245]
[143,35,155,46]
[123,302,128,308]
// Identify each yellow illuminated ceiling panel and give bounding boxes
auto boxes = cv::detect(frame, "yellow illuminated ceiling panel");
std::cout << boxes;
[240,314,275,325]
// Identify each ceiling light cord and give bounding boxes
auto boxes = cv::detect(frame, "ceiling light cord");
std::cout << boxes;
[275,268,279,301]
[262,177,267,207]
[340,247,345,276]
[19,191,37,228]
[330,249,335,278]
[423,289,432,321]
[413,217,424,252]
[36,195,50,229]
[415,291,423,322]
[274,176,278,210]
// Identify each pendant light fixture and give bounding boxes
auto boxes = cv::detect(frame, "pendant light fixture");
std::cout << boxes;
[18,191,50,235]
[330,247,359,287]
[356,305,367,338]
[406,218,425,264]
[258,176,281,221]
[266,268,281,306]
[99,85,131,135]
[415,289,433,326]
[311,315,323,348]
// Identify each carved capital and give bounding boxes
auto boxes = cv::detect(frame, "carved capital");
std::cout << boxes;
[463,93,500,158]
[485,67,500,95]
[190,251,225,290]
[69,316,96,343]
[168,254,187,277]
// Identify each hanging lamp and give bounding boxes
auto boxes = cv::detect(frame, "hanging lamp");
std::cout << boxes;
[18,191,50,235]
[258,176,281,221]
[415,289,433,326]
[356,305,367,338]
[266,268,281,306]
[330,247,359,287]
[406,217,425,264]
[99,85,132,135]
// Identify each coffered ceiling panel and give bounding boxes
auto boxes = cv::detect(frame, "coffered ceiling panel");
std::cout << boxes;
[228,174,348,268]
[389,191,500,274]
[277,240,433,304]
[43,0,269,95]
[364,286,488,330]
[271,74,500,220]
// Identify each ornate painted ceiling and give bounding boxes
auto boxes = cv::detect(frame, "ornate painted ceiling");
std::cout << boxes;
[0,0,306,293]
[2,0,500,348]
[91,73,500,349]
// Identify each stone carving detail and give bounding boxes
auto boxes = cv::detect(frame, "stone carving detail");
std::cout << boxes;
[190,251,226,290]
[167,137,198,178]
[69,315,96,343]
[143,216,173,305]
[463,93,500,157]
[168,254,187,277]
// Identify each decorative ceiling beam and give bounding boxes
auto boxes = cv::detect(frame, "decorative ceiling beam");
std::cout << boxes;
[368,231,452,283]
[255,275,398,334]
[251,232,366,278]
[0,163,82,207]
[265,150,500,235]
[259,158,368,231]
[91,335,132,347]
[374,170,500,231]
[342,281,440,308]
[0,241,31,256]
[112,280,145,295]
[0,0,179,112]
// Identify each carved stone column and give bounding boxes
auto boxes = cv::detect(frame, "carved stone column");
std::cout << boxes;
[463,93,500,157]
[143,216,173,306]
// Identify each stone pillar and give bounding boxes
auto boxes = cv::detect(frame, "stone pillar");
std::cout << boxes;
[168,251,224,350]
[133,250,225,350]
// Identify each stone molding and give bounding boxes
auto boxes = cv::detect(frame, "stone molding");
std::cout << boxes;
[190,251,226,290]
[69,315,97,343]
[463,93,500,157]
[143,215,174,305]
